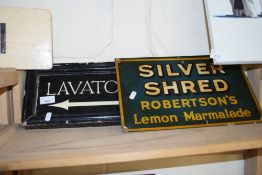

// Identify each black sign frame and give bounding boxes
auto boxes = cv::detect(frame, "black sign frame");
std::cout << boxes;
[22,62,120,129]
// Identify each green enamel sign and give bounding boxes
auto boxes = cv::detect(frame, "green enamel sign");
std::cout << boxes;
[115,57,262,132]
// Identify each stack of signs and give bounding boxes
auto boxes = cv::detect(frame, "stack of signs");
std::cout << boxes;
[116,56,261,132]
[22,63,120,128]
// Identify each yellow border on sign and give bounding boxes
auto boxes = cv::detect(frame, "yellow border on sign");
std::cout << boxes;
[115,59,126,128]
[126,120,262,132]
[115,57,262,132]
[116,56,210,63]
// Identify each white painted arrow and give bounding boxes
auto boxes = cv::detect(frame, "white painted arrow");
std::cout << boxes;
[49,100,119,110]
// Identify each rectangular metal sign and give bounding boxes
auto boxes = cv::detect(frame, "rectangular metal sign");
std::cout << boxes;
[23,63,120,128]
[115,57,262,132]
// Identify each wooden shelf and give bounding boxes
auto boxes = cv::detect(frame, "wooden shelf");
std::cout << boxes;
[0,68,262,173]
[0,69,18,89]
[0,123,262,171]
[0,125,8,131]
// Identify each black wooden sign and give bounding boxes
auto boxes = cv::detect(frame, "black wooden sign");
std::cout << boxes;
[23,63,120,128]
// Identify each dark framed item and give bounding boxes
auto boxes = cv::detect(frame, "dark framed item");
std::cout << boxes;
[22,62,120,129]
[116,56,262,132]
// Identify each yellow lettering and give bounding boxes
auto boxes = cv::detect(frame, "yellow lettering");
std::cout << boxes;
[207,97,218,106]
[141,101,150,110]
[166,64,179,76]
[199,98,208,107]
[139,65,154,77]
[161,115,169,123]
[181,81,197,93]
[190,98,197,107]
[150,116,161,123]
[162,81,179,95]
[157,64,163,77]
[181,99,191,107]
[244,109,251,117]
[172,100,182,108]
[162,100,172,109]
[144,82,160,96]
[213,79,229,92]
[210,63,226,74]
[177,64,192,75]
[207,112,219,119]
[198,80,212,92]
[184,111,195,121]
[141,117,149,124]
[229,96,238,105]
[217,97,227,106]
[219,112,226,118]
[151,100,161,109]
[134,114,141,124]
[170,115,178,122]
[195,113,203,120]
[196,63,210,75]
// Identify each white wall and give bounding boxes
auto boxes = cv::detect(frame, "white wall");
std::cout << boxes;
[0,0,209,63]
